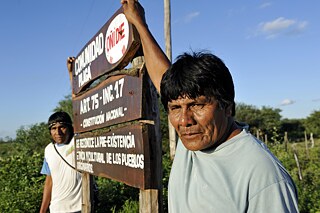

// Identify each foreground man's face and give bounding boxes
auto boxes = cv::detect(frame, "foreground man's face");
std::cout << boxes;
[168,95,231,151]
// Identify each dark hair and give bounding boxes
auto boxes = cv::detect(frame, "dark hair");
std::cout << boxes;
[48,111,73,129]
[160,51,235,116]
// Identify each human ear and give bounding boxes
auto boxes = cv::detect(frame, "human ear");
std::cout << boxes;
[225,104,233,116]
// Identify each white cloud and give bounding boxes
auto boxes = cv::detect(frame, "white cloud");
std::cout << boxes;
[259,2,272,9]
[261,17,294,32]
[173,11,200,25]
[255,17,308,39]
[184,12,200,23]
[280,99,296,106]
[286,21,308,35]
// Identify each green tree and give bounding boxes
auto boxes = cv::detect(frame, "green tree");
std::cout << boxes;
[235,103,261,132]
[259,106,282,132]
[235,103,282,140]
[303,110,320,137]
[281,119,305,141]
[53,94,73,119]
[15,122,51,153]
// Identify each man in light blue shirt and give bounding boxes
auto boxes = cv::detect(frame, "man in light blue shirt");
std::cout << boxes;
[121,1,299,212]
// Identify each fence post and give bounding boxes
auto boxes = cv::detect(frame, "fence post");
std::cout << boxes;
[292,144,303,181]
[284,132,288,152]
[310,133,314,148]
[264,134,268,146]
[304,131,310,159]
[256,129,260,140]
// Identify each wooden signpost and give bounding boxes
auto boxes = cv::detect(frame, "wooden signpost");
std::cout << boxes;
[70,7,162,212]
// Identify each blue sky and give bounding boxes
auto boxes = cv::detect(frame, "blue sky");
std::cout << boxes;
[0,0,319,139]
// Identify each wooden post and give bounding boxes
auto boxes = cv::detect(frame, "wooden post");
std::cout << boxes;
[164,0,176,160]
[284,132,288,152]
[304,131,309,159]
[310,133,314,148]
[292,144,303,181]
[264,134,268,146]
[164,0,172,62]
[82,173,94,213]
[134,56,163,213]
[139,189,160,213]
[256,129,260,140]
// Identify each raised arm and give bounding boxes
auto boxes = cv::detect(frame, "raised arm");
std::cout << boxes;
[121,0,171,93]
[66,57,76,98]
